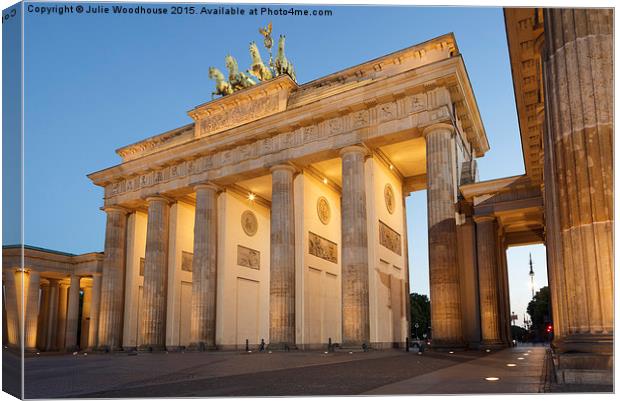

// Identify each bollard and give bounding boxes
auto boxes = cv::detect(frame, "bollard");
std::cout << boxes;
[406,337,410,352]
[245,339,249,352]
[328,337,332,352]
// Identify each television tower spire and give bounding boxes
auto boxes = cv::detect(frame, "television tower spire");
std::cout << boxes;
[528,253,535,298]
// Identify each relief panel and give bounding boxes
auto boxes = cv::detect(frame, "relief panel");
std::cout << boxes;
[308,232,338,264]
[237,245,260,270]
[379,220,402,256]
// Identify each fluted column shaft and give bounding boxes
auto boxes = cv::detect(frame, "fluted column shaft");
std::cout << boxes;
[269,165,296,347]
[88,273,102,349]
[190,184,218,349]
[475,216,502,346]
[64,275,81,350]
[56,282,69,349]
[543,9,613,352]
[45,280,59,351]
[36,283,50,350]
[340,146,370,346]
[98,206,129,350]
[424,124,464,347]
[81,285,92,349]
[140,196,170,350]
[24,270,41,351]
[3,269,19,347]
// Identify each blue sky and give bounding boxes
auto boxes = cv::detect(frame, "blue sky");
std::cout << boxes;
[3,2,547,322]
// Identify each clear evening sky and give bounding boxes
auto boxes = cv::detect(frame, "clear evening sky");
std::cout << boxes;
[3,2,547,324]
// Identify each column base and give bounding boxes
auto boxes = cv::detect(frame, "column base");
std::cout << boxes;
[551,334,613,385]
[267,342,297,351]
[430,339,467,351]
[95,345,125,353]
[138,344,167,352]
[186,342,217,352]
[339,341,372,352]
[479,340,505,350]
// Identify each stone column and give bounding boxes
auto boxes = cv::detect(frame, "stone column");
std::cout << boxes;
[36,282,50,350]
[498,240,512,346]
[423,123,464,348]
[190,184,218,350]
[140,196,170,350]
[340,146,370,347]
[98,206,129,351]
[88,273,102,349]
[45,279,59,351]
[475,216,502,347]
[269,164,296,348]
[64,275,81,351]
[24,270,41,351]
[3,269,19,347]
[542,9,613,382]
[56,282,69,350]
[81,284,92,349]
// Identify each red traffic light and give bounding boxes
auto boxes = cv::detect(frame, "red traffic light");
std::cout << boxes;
[546,324,553,333]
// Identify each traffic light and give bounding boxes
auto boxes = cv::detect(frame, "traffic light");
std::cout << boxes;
[546,323,553,333]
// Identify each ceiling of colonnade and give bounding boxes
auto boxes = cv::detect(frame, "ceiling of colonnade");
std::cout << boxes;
[234,136,427,202]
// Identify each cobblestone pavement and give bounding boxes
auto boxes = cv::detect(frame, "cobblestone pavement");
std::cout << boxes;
[12,345,554,398]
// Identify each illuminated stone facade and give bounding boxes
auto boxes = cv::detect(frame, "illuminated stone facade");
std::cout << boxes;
[2,13,613,386]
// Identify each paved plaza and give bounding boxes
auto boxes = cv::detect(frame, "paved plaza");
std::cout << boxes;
[0,345,567,398]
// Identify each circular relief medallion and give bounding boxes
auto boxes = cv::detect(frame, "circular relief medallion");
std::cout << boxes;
[384,183,395,214]
[241,210,258,237]
[317,196,331,225]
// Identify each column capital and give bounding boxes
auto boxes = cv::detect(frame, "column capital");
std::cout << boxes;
[269,164,297,174]
[473,214,496,224]
[193,182,221,193]
[422,123,455,138]
[339,145,368,158]
[101,205,131,215]
[145,194,174,205]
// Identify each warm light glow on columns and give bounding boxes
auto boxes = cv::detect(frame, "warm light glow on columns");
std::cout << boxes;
[56,282,69,350]
[140,196,171,351]
[3,269,20,347]
[423,123,465,348]
[543,9,613,354]
[475,215,503,347]
[97,205,130,351]
[45,279,60,351]
[24,270,41,351]
[36,282,50,350]
[64,275,81,351]
[88,273,102,349]
[81,283,92,348]
[190,183,219,350]
[340,145,370,347]
[269,164,297,349]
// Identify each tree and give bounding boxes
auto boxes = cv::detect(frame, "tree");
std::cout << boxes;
[409,293,430,339]
[526,286,551,341]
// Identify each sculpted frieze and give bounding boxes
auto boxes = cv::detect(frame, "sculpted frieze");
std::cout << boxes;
[308,231,338,264]
[105,92,439,199]
[237,245,260,269]
[197,94,279,137]
[379,220,402,256]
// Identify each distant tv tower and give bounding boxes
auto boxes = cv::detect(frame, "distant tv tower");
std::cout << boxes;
[529,253,535,298]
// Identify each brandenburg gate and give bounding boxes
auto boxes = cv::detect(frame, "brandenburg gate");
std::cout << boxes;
[88,32,487,351]
[3,9,613,386]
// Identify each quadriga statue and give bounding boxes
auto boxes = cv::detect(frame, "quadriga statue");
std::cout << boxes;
[225,55,256,91]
